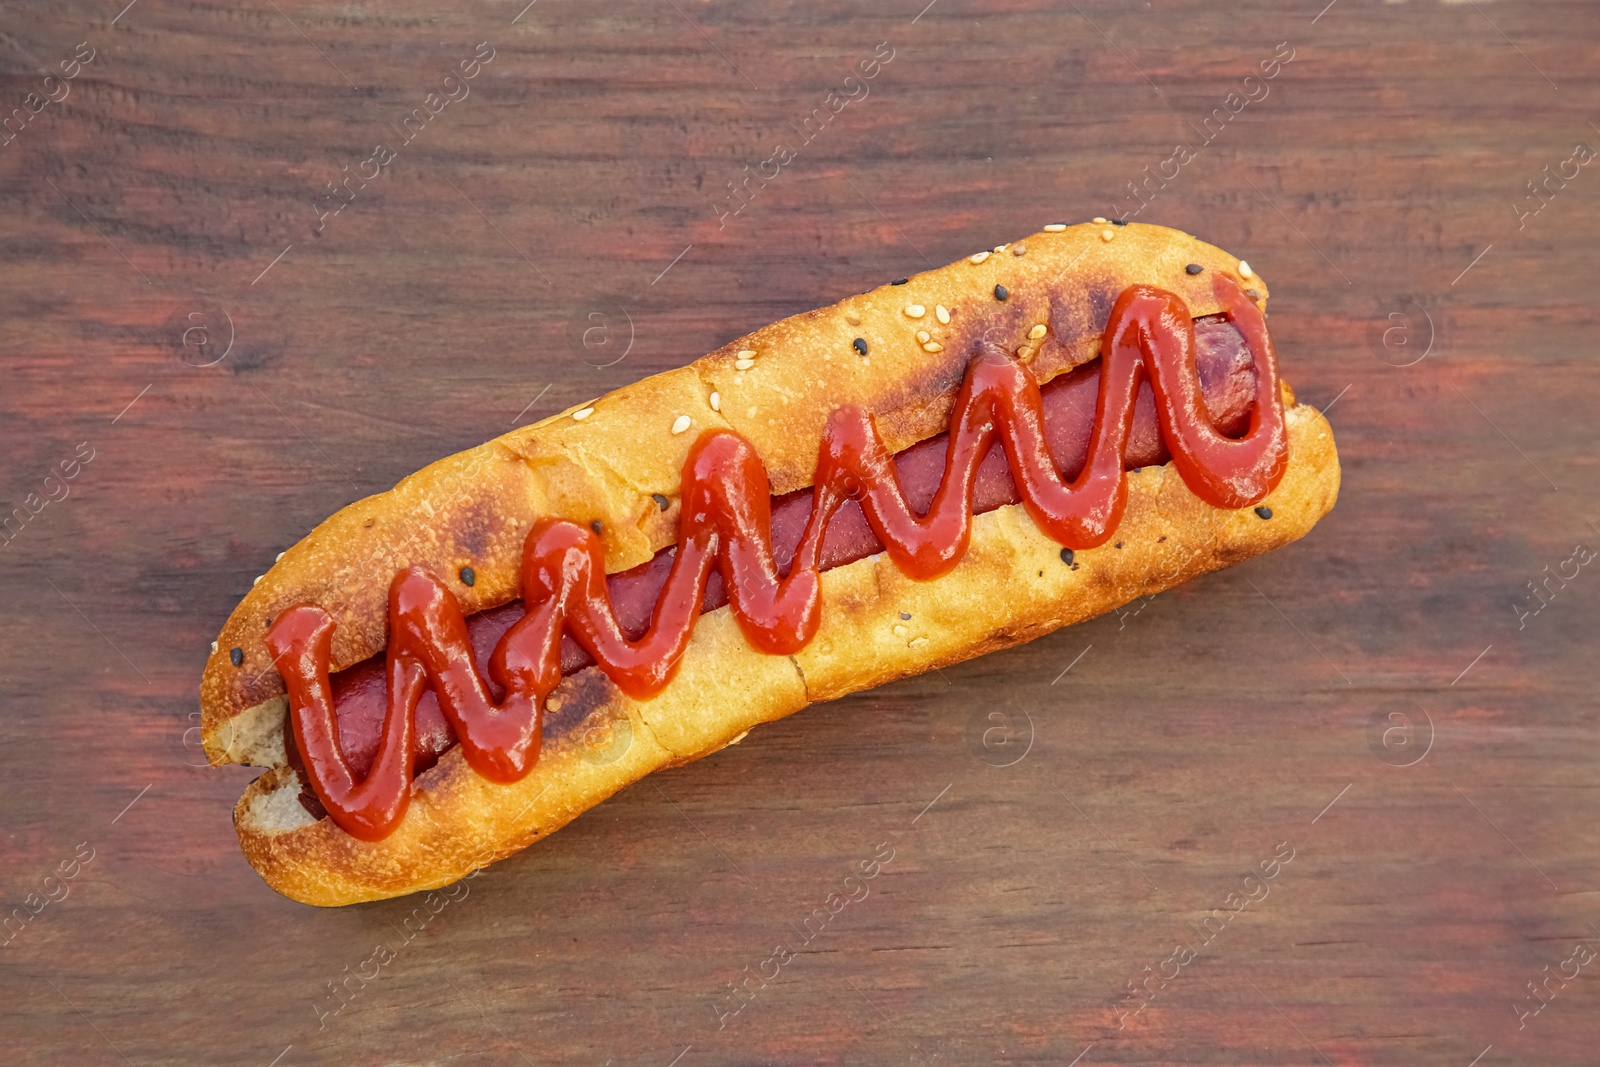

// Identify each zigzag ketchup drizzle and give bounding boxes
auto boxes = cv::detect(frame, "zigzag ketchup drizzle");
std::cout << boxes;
[267,277,1286,841]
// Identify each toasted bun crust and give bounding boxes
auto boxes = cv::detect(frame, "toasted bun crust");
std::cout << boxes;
[200,222,1338,906]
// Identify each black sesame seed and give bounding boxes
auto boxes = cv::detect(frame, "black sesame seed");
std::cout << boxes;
[591,519,604,535]
[1254,506,1273,520]
[229,647,243,667]
[853,337,869,356]
[1059,548,1074,566]
[1110,218,1129,226]
[899,611,911,621]
[653,493,669,511]
[1115,542,1123,549]
[460,566,475,587]
[993,284,1009,301]
[891,278,909,286]
[1185,263,1203,275]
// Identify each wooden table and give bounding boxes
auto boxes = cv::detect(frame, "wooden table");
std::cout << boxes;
[3,1,1596,1063]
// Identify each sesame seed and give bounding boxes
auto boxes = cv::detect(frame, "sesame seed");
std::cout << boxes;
[460,566,475,586]
[671,415,691,435]
[891,278,909,285]
[275,551,284,562]
[993,284,1009,301]
[1100,228,1115,242]
[1012,243,1026,256]
[1059,548,1074,565]
[653,493,670,511]
[970,251,990,264]
[573,406,594,421]
[899,611,911,620]
[210,641,218,654]
[1238,260,1254,278]
[1110,218,1128,226]
[738,349,756,358]
[591,519,603,535]
[993,244,1008,253]
[923,341,943,353]
[709,390,720,411]
[229,647,243,666]
[1254,505,1273,520]
[1029,323,1047,340]
[1185,263,1203,275]
[853,337,869,356]
[1043,223,1066,232]
[916,329,931,344]
[1093,217,1107,224]
[904,304,926,318]
[935,304,950,324]
[735,358,755,370]
[252,575,262,586]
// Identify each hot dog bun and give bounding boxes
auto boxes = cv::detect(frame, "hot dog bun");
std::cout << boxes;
[201,222,1339,906]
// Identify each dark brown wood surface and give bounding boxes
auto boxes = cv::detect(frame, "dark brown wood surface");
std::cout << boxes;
[2,1,1597,1063]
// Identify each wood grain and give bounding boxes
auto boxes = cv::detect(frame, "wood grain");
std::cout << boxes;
[1,1,1597,1064]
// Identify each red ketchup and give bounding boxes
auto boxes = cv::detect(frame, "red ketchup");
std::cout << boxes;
[268,277,1286,840]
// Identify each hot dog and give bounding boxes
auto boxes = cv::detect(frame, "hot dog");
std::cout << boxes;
[201,221,1340,906]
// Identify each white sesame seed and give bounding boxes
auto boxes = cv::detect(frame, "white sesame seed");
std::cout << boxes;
[709,391,720,411]
[671,415,691,435]
[1101,228,1115,242]
[1029,323,1047,339]
[735,358,755,370]
[1238,260,1254,278]
[210,641,218,654]
[275,552,284,562]
[1043,223,1067,232]
[935,304,950,324]
[573,406,595,421]
[916,329,931,344]
[993,244,1008,253]
[923,341,943,353]
[903,304,926,318]
[970,251,990,264]
[252,575,262,586]
[1011,244,1026,256]
[1093,216,1107,224]
[737,348,756,358]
